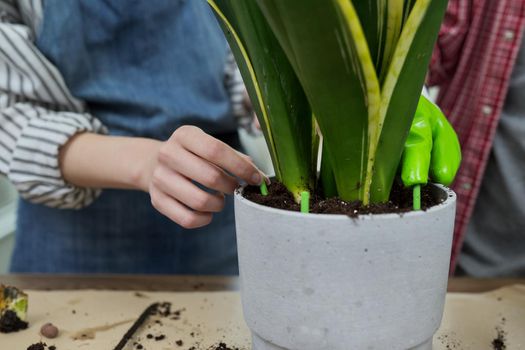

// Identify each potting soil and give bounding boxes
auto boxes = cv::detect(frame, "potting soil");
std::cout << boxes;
[243,180,441,217]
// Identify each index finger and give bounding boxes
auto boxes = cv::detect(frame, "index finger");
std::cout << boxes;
[178,127,266,186]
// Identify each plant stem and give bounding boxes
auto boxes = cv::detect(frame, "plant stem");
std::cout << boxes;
[413,184,421,211]
[301,191,310,213]
[260,182,268,196]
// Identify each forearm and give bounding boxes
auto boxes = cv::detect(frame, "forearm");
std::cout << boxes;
[59,133,161,192]
[59,126,264,228]
[0,4,110,209]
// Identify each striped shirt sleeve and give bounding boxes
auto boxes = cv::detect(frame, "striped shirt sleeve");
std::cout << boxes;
[0,0,107,209]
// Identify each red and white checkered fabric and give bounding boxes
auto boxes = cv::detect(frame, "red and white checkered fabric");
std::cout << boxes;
[428,0,525,273]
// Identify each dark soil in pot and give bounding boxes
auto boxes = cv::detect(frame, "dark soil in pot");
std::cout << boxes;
[242,180,442,216]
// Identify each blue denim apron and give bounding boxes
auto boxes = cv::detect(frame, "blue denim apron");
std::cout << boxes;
[10,0,239,274]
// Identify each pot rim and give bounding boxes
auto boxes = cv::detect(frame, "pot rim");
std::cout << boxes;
[235,183,456,221]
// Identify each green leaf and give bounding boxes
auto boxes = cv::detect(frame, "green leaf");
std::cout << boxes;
[379,0,404,83]
[311,117,321,183]
[333,0,383,204]
[257,0,380,202]
[320,142,338,198]
[404,0,418,24]
[208,0,314,199]
[351,1,387,74]
[370,0,449,203]
[258,0,447,204]
[212,0,448,205]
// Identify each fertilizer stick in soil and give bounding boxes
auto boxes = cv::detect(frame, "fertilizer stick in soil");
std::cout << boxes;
[260,182,268,196]
[301,191,310,214]
[413,185,421,211]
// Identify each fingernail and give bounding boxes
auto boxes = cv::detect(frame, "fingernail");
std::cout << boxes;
[251,172,262,185]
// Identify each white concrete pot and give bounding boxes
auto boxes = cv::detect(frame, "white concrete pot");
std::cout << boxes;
[234,184,456,350]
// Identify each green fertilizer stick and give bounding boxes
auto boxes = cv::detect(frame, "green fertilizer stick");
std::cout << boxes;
[260,182,268,196]
[301,191,310,214]
[413,185,421,211]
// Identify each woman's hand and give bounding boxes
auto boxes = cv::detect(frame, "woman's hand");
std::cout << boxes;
[60,126,266,229]
[145,126,265,228]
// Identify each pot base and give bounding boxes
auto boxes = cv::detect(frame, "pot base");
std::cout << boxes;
[252,333,433,350]
[252,334,285,350]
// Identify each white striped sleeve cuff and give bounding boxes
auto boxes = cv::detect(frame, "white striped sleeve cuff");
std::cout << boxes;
[1,103,108,209]
[0,1,108,209]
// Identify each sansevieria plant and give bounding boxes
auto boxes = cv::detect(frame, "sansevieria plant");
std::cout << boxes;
[209,0,449,205]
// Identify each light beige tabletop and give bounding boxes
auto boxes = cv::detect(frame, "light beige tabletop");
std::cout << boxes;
[0,275,524,350]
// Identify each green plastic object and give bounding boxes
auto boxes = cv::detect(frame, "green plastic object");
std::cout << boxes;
[413,185,421,211]
[401,95,462,188]
[300,191,310,214]
[260,182,268,196]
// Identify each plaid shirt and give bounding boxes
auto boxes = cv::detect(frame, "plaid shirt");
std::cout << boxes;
[428,0,525,273]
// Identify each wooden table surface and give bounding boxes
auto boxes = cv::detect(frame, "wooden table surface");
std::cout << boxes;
[0,274,523,293]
